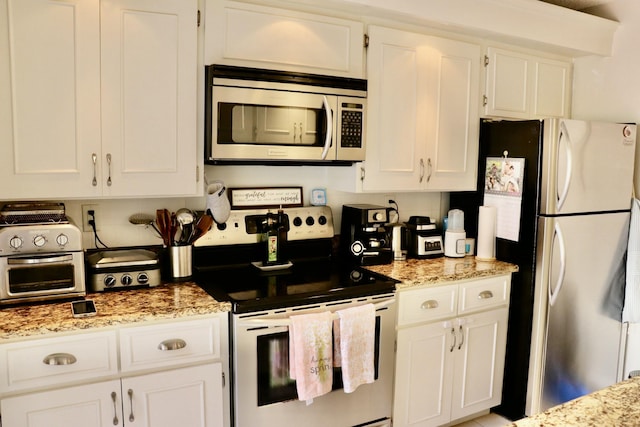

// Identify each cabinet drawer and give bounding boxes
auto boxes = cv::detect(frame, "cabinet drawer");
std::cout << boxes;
[458,275,511,314]
[119,317,221,372]
[0,330,118,394]
[398,285,457,326]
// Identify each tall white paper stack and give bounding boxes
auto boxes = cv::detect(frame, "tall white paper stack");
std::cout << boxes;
[476,206,497,261]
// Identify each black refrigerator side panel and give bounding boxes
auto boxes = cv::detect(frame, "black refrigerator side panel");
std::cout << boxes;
[450,119,543,420]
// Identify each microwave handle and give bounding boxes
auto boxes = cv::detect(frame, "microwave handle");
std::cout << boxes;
[320,95,333,160]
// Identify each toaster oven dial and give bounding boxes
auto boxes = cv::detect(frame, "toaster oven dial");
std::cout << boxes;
[9,236,23,249]
[104,275,117,288]
[33,235,47,247]
[56,233,69,246]
[121,274,133,286]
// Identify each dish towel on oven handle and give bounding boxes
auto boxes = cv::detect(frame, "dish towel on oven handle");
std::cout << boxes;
[334,303,376,393]
[289,311,333,404]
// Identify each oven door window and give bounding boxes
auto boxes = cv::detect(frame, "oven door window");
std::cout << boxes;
[255,316,380,406]
[9,264,75,293]
[218,103,328,148]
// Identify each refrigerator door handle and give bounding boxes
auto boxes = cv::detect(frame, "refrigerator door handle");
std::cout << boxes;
[548,222,566,307]
[557,121,573,211]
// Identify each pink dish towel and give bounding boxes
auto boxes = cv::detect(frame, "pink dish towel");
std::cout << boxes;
[289,311,333,403]
[335,304,376,393]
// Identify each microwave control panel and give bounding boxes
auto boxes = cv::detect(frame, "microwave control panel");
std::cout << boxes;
[339,102,364,149]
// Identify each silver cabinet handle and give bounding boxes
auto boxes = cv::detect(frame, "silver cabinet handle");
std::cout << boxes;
[458,325,464,350]
[426,158,433,183]
[449,327,456,352]
[128,389,135,422]
[299,122,303,143]
[478,290,494,299]
[421,300,439,310]
[106,153,112,186]
[157,338,187,351]
[42,352,77,365]
[419,158,425,183]
[111,391,119,426]
[293,122,297,142]
[92,153,98,186]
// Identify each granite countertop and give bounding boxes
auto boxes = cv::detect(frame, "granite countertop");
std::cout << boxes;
[0,282,230,341]
[509,376,640,426]
[0,256,517,341]
[366,256,519,289]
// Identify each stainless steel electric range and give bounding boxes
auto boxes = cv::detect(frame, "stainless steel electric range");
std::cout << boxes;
[193,206,397,427]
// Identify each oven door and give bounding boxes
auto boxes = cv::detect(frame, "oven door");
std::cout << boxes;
[208,86,338,162]
[0,252,85,303]
[232,294,395,427]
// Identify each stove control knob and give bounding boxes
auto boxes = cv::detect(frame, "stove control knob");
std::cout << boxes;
[9,236,23,249]
[318,215,327,226]
[137,272,149,285]
[104,275,117,288]
[305,216,315,226]
[56,233,69,247]
[33,235,47,247]
[121,274,133,286]
[292,216,302,227]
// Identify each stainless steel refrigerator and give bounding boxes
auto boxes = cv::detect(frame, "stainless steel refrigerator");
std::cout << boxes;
[450,118,637,419]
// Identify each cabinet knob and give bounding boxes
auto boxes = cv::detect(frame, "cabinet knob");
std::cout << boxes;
[157,338,187,351]
[478,290,494,299]
[42,352,77,365]
[421,300,439,310]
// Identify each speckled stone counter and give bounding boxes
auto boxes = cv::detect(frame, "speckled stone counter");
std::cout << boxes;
[366,256,519,289]
[0,283,230,341]
[509,376,640,426]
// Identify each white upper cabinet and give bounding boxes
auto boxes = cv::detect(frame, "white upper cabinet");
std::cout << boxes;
[204,0,365,78]
[0,0,199,200]
[100,0,198,197]
[483,46,571,119]
[362,26,480,192]
[0,0,102,199]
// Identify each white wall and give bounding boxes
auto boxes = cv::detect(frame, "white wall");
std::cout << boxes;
[572,1,640,191]
[66,164,444,250]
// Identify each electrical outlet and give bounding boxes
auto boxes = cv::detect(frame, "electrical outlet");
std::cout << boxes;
[81,204,99,232]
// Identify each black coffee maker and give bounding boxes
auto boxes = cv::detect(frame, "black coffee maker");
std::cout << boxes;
[340,204,392,265]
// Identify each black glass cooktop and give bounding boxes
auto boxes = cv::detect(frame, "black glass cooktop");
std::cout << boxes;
[194,257,397,314]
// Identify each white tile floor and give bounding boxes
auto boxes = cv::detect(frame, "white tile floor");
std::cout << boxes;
[452,413,513,427]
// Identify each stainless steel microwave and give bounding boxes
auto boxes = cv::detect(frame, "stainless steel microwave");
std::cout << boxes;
[205,65,367,165]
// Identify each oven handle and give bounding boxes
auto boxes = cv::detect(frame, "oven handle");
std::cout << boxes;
[237,298,395,328]
[8,254,74,265]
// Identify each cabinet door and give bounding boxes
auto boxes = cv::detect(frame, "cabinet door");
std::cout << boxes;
[121,363,224,427]
[205,0,364,78]
[422,37,480,191]
[531,58,571,118]
[100,0,198,197]
[484,48,530,119]
[393,321,455,427]
[364,26,428,191]
[0,379,121,427]
[0,0,102,199]
[450,308,509,422]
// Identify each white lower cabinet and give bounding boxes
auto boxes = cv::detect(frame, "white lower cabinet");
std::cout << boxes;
[1,364,222,427]
[0,315,228,427]
[393,275,511,427]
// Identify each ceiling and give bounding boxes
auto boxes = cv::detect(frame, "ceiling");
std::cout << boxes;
[539,0,612,10]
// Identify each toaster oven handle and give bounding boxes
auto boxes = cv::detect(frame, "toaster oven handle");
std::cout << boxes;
[320,95,333,160]
[8,254,74,265]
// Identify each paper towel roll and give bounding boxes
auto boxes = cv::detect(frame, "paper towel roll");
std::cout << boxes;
[476,206,497,261]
